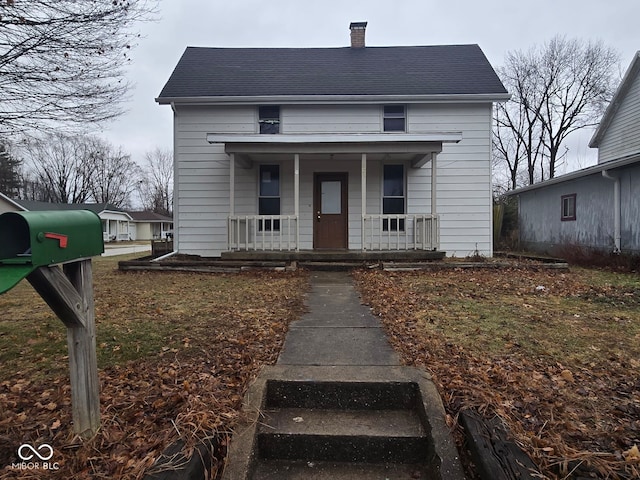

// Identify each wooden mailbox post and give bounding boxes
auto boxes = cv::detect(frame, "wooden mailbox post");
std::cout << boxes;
[0,210,104,438]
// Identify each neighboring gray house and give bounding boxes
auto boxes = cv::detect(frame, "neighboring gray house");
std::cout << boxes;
[5,198,133,243]
[509,51,640,255]
[156,23,509,257]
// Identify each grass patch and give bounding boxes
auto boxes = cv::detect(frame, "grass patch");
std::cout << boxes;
[0,254,306,375]
[398,266,640,368]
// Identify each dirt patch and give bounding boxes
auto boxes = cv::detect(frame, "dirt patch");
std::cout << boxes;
[353,265,640,479]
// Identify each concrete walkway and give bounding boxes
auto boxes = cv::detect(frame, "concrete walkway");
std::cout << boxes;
[277,271,399,366]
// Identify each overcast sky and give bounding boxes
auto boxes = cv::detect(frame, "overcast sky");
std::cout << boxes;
[100,0,640,174]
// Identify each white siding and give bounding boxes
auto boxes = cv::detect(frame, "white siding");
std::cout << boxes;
[174,105,255,256]
[598,69,640,163]
[410,104,493,256]
[284,105,381,134]
[172,103,494,256]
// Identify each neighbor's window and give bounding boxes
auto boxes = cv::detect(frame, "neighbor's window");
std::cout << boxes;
[259,164,280,230]
[383,105,406,132]
[383,164,405,231]
[561,194,576,221]
[258,106,280,134]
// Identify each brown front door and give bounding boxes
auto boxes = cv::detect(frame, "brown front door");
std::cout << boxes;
[314,173,348,249]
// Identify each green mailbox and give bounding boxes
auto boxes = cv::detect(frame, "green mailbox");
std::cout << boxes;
[0,210,104,294]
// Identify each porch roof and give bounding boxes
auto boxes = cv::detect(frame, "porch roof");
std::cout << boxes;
[206,133,461,167]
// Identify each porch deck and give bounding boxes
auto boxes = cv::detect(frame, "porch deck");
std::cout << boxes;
[220,249,446,262]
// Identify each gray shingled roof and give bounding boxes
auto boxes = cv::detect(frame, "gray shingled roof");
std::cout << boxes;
[12,200,125,214]
[157,45,507,100]
[127,211,173,222]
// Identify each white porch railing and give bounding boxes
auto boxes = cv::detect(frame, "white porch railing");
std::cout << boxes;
[228,215,298,251]
[362,214,440,251]
[103,232,131,242]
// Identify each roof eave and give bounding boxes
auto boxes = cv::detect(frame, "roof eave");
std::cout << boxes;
[101,209,134,220]
[589,51,640,148]
[0,193,28,211]
[156,93,510,106]
[506,153,640,195]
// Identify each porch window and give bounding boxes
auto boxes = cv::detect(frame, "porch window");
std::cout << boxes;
[383,105,405,132]
[561,193,576,221]
[259,164,280,230]
[383,164,405,231]
[258,106,280,134]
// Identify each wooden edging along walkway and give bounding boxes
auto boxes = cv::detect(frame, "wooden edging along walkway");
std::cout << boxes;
[119,257,569,273]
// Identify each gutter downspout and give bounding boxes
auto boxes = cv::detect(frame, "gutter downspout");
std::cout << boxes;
[602,170,621,253]
[152,250,177,262]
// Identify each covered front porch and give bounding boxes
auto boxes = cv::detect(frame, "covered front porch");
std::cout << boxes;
[207,133,461,254]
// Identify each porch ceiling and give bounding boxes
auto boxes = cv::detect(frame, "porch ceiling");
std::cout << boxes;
[234,152,418,163]
[207,132,461,168]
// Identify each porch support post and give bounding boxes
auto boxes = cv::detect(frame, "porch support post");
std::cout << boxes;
[294,153,300,251]
[229,153,235,216]
[229,153,235,250]
[431,153,437,216]
[361,153,367,251]
[431,153,438,250]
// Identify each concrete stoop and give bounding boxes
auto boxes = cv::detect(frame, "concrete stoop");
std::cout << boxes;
[221,365,466,480]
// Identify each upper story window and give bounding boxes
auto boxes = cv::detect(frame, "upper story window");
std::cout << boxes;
[561,194,576,221]
[383,105,406,132]
[259,106,280,134]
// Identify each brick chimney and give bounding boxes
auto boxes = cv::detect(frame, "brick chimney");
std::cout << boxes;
[349,22,367,48]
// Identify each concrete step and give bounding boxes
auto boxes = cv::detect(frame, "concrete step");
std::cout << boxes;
[264,380,420,410]
[257,408,428,463]
[252,459,436,479]
[221,366,466,480]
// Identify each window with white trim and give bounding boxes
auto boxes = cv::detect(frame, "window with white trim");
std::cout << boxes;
[383,105,406,132]
[383,164,405,231]
[258,106,280,134]
[561,194,576,221]
[259,164,280,230]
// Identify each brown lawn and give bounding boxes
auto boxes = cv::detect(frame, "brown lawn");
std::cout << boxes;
[1,255,638,479]
[0,254,308,479]
[353,265,640,480]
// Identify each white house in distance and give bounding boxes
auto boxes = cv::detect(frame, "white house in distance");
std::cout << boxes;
[156,23,509,258]
[508,51,640,255]
[0,192,23,214]
[127,211,174,240]
[0,195,133,243]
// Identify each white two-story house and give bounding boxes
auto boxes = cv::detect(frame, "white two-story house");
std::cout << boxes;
[156,23,508,258]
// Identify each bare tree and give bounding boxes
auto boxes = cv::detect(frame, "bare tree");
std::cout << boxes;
[537,37,619,179]
[22,134,139,207]
[0,0,158,135]
[86,138,141,209]
[494,36,620,187]
[138,148,173,215]
[0,141,22,197]
[22,133,93,203]
[495,49,548,187]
